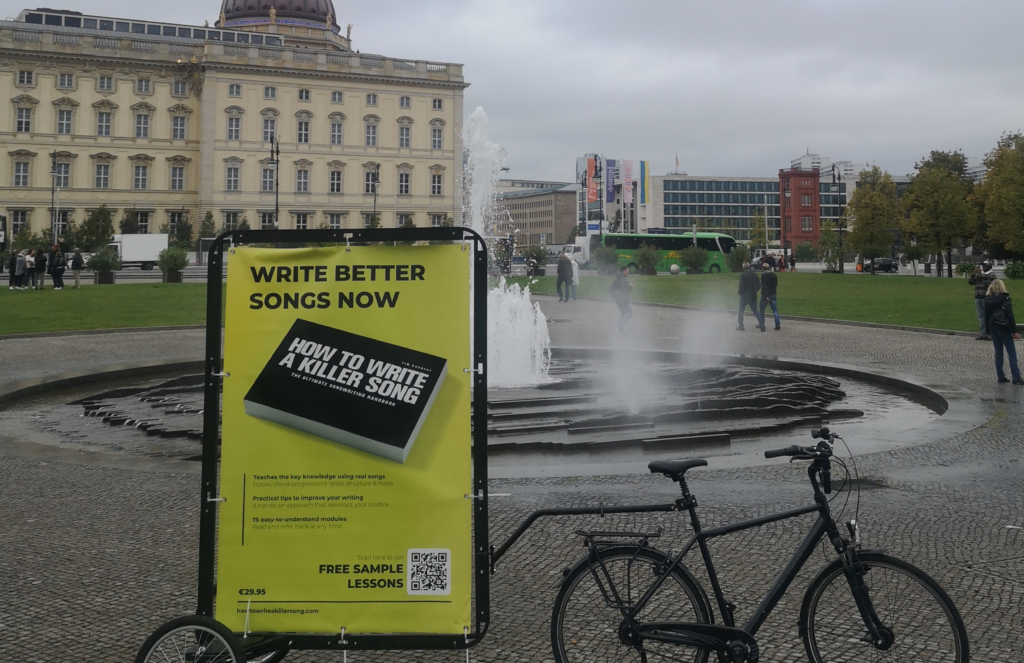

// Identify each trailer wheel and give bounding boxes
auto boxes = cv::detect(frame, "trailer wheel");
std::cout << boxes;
[142,262,154,270]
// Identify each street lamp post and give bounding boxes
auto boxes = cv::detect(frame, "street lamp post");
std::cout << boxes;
[49,152,60,241]
[269,137,280,228]
[371,164,381,224]
[782,178,791,252]
[830,164,843,273]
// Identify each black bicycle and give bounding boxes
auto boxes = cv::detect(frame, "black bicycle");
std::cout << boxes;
[491,428,969,662]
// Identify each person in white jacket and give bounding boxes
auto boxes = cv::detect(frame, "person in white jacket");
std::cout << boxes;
[570,257,580,301]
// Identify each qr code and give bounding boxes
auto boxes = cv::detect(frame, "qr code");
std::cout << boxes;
[407,548,451,596]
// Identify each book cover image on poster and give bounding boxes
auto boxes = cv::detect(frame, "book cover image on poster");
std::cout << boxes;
[243,319,448,463]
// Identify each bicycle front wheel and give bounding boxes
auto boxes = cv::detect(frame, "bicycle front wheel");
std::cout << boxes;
[552,546,712,663]
[801,552,969,662]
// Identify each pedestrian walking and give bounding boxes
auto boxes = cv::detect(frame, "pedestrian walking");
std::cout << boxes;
[789,254,797,272]
[51,250,66,290]
[15,250,27,289]
[737,262,764,331]
[759,263,780,331]
[969,260,996,340]
[609,265,633,330]
[7,251,16,289]
[983,279,1023,384]
[570,256,579,302]
[71,248,84,289]
[556,252,573,302]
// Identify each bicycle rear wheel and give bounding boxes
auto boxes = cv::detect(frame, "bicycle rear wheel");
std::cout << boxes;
[801,552,969,662]
[551,546,712,663]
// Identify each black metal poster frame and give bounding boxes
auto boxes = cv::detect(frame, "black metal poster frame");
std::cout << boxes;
[196,227,490,651]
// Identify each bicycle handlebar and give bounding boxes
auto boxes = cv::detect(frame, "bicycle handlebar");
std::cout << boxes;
[764,445,803,459]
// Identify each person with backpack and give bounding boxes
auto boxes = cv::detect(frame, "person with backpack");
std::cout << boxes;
[984,279,1023,384]
[555,252,573,302]
[609,265,633,330]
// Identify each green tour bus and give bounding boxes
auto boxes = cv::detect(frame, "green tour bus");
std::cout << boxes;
[602,232,737,273]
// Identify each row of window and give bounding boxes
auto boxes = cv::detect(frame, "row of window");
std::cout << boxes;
[663,205,782,217]
[12,108,445,150]
[663,192,781,205]
[239,84,443,112]
[14,108,189,140]
[17,71,187,96]
[224,211,451,231]
[250,117,443,149]
[9,160,445,196]
[664,180,781,192]
[782,217,817,233]
[7,209,451,236]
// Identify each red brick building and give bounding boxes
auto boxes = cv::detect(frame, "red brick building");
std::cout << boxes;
[778,167,821,250]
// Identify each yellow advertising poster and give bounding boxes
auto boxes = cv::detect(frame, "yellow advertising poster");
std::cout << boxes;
[215,244,472,635]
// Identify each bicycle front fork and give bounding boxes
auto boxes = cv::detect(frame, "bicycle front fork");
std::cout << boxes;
[839,527,895,651]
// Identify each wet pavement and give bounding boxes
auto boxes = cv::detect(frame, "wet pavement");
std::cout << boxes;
[1,297,1022,662]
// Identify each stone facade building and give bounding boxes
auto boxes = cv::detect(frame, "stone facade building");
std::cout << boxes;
[0,3,466,242]
[495,185,578,249]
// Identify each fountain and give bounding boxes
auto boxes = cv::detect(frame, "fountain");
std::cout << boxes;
[462,107,552,388]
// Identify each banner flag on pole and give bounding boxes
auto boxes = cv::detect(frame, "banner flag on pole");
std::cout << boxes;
[623,160,634,204]
[639,161,650,205]
[605,159,617,204]
[586,158,598,203]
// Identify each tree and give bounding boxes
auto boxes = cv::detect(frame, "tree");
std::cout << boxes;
[748,210,767,251]
[795,241,818,262]
[119,209,141,234]
[171,214,194,249]
[609,209,622,233]
[819,220,842,272]
[74,205,115,252]
[901,165,976,278]
[198,211,217,238]
[635,243,661,274]
[846,166,899,273]
[979,132,1024,256]
[726,243,749,272]
[679,246,709,274]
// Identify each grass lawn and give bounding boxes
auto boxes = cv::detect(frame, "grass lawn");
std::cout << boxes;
[0,273,1001,335]
[509,272,1002,332]
[0,283,208,335]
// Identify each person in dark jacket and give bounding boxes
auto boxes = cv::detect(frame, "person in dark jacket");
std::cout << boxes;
[555,252,573,302]
[7,251,16,289]
[50,250,66,290]
[983,279,1023,384]
[71,248,84,289]
[759,263,780,331]
[737,262,763,331]
[33,248,46,290]
[969,260,996,340]
[609,265,633,330]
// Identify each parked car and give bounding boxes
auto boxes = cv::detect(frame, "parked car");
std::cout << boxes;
[870,257,898,273]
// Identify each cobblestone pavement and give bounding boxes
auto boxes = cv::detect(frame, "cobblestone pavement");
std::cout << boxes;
[1,298,1022,662]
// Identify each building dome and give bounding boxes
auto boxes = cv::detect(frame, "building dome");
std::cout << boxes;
[219,0,339,31]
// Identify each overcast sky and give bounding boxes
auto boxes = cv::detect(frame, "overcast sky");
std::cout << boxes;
[10,0,1024,181]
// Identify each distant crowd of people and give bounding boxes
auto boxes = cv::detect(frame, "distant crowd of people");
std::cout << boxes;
[757,252,796,273]
[6,244,84,291]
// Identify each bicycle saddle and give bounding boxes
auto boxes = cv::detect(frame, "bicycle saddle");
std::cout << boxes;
[648,458,708,479]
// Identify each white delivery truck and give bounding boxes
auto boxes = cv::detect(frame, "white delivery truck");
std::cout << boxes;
[109,233,168,270]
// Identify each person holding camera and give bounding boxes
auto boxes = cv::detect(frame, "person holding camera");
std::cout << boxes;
[969,260,996,340]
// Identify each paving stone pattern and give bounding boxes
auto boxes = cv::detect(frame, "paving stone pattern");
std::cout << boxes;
[1,297,1022,661]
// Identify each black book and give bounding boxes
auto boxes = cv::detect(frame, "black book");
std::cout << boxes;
[243,319,448,463]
